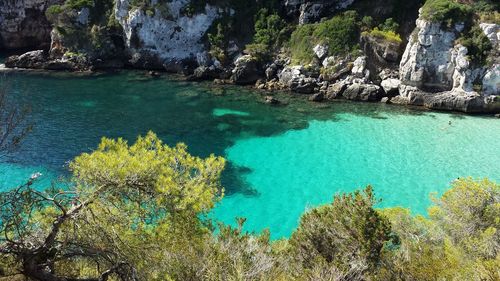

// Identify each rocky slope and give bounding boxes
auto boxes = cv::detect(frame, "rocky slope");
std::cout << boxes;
[1,0,499,113]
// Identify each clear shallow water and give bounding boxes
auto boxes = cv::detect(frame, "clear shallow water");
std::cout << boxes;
[1,70,499,239]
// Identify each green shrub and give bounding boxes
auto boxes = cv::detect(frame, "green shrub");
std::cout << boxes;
[421,0,471,24]
[290,186,393,273]
[457,25,493,66]
[66,0,94,9]
[378,18,399,32]
[289,11,360,64]
[363,27,402,43]
[245,8,288,62]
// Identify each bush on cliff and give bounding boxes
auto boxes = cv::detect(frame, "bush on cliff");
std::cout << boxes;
[289,11,360,64]
[421,0,472,24]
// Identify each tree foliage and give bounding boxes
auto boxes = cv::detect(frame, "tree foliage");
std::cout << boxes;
[0,130,498,281]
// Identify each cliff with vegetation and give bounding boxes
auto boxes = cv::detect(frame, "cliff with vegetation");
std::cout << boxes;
[1,0,499,112]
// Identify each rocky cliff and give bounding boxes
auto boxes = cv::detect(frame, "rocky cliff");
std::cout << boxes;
[0,0,62,49]
[2,0,499,113]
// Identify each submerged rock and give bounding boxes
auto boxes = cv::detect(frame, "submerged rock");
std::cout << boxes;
[309,92,324,102]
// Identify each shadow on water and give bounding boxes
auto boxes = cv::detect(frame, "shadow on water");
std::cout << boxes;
[0,70,480,195]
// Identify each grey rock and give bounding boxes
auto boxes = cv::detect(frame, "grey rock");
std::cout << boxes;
[291,77,318,94]
[5,50,48,68]
[231,55,262,85]
[343,83,382,101]
[325,82,347,99]
[265,96,280,105]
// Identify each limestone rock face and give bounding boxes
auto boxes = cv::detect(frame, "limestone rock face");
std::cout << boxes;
[399,16,464,91]
[0,0,62,49]
[282,0,355,24]
[483,64,500,96]
[115,0,221,68]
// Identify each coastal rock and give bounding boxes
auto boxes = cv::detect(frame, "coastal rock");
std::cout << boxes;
[381,78,401,97]
[399,16,463,91]
[309,92,324,102]
[231,55,261,85]
[342,83,382,101]
[278,65,304,86]
[408,90,500,113]
[5,50,48,68]
[291,77,318,94]
[189,66,220,81]
[325,81,347,99]
[0,0,62,49]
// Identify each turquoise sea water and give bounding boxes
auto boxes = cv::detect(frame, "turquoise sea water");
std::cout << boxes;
[1,70,499,239]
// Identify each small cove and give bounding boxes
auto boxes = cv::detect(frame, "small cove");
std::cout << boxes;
[1,70,499,239]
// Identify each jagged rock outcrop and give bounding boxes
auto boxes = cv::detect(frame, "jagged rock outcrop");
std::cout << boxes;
[397,9,500,113]
[115,0,221,71]
[282,0,355,24]
[0,0,62,49]
[231,55,262,85]
[399,14,464,92]
[360,33,402,82]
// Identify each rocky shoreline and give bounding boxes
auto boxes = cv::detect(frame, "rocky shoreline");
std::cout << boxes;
[1,0,499,114]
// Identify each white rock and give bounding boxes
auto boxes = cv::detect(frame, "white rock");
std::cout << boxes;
[479,23,499,46]
[313,44,328,60]
[381,78,401,94]
[322,56,336,68]
[399,16,462,90]
[351,56,366,78]
[115,0,221,62]
[483,64,500,96]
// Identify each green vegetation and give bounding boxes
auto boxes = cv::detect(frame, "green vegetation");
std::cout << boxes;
[363,28,403,43]
[457,25,493,66]
[421,0,472,24]
[245,8,289,61]
[0,131,498,281]
[289,11,360,64]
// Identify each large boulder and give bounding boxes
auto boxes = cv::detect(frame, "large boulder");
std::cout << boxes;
[407,90,500,113]
[291,77,317,94]
[381,78,401,96]
[231,55,262,85]
[342,83,382,101]
[5,50,48,68]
